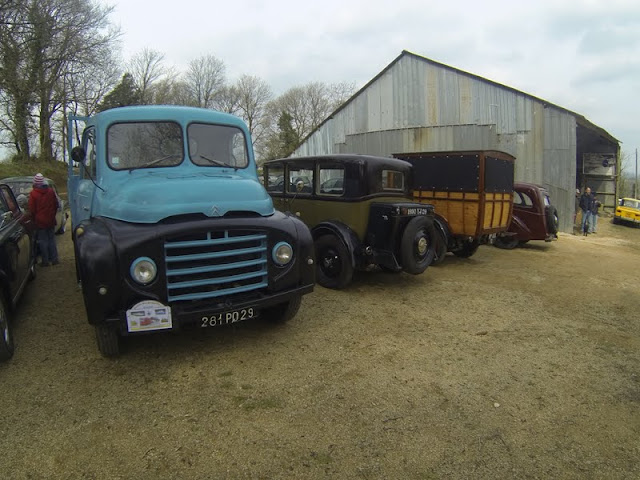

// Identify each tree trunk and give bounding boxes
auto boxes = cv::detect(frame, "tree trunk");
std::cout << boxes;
[13,97,31,160]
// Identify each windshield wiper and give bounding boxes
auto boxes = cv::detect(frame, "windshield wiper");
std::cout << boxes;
[136,153,181,169]
[195,154,231,168]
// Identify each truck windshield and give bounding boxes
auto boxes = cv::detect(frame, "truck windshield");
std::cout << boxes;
[107,122,183,170]
[188,123,248,168]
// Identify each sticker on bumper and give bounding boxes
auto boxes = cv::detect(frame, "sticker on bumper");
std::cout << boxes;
[126,300,172,332]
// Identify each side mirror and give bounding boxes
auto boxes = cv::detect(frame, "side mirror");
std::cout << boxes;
[71,146,86,164]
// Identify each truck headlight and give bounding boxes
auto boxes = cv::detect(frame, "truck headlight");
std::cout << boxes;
[272,242,293,266]
[130,257,157,285]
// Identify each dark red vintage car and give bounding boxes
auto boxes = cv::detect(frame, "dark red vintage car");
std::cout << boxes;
[494,182,558,249]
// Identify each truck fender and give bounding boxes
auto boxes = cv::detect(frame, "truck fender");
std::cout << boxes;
[311,221,360,269]
[433,216,451,248]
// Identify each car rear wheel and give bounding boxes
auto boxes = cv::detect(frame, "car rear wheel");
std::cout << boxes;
[95,324,120,357]
[0,294,14,361]
[546,206,559,234]
[263,295,302,324]
[494,235,519,250]
[400,216,436,274]
[315,235,354,289]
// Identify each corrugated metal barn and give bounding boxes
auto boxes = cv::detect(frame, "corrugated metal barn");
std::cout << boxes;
[292,50,619,233]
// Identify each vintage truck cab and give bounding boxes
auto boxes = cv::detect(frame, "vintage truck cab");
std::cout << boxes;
[68,106,315,357]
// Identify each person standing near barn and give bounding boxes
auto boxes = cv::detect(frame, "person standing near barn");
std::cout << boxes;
[591,193,601,233]
[28,173,59,266]
[579,186,594,236]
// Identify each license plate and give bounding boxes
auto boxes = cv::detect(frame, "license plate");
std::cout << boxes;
[200,308,258,328]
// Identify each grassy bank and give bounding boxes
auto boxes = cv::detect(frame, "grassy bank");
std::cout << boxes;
[0,159,69,194]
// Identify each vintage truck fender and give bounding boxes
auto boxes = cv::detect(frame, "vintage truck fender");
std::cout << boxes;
[310,221,360,269]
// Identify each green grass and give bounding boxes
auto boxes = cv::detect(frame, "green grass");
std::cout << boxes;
[0,159,70,194]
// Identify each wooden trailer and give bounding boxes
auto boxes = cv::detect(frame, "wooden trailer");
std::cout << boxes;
[393,150,515,262]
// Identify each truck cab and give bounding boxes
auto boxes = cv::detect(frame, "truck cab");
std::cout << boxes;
[68,106,315,356]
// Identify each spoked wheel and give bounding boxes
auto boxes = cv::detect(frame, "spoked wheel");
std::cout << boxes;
[494,235,519,250]
[0,295,14,361]
[400,217,436,274]
[315,235,353,289]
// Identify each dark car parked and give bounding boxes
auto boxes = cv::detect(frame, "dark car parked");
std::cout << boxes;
[264,154,437,289]
[0,184,37,360]
[494,182,558,249]
[1,176,69,234]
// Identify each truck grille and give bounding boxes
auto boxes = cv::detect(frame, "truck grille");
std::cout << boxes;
[164,230,268,302]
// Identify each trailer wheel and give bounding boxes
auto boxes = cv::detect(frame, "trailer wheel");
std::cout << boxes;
[95,324,120,358]
[0,294,14,361]
[431,228,448,265]
[494,235,519,250]
[315,235,354,289]
[453,239,480,258]
[263,295,302,324]
[400,217,436,274]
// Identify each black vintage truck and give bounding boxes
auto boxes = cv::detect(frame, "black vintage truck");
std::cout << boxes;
[67,106,315,357]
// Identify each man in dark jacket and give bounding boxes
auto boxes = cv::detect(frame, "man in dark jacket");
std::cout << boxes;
[28,173,59,266]
[579,187,594,236]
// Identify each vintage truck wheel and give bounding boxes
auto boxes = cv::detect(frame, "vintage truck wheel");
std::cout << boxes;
[494,235,519,250]
[263,295,302,324]
[453,239,480,258]
[431,228,448,265]
[315,235,354,289]
[94,325,120,357]
[400,217,436,274]
[0,295,14,361]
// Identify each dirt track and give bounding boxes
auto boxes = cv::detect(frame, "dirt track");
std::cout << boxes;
[1,217,639,479]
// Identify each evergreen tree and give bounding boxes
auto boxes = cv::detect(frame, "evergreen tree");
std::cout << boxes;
[97,73,141,112]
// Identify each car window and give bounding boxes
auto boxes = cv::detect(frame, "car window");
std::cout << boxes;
[318,168,345,196]
[0,186,16,213]
[265,166,285,193]
[380,169,404,192]
[288,168,314,194]
[513,192,524,206]
[0,190,8,218]
[520,192,534,207]
[543,195,551,207]
[188,123,248,168]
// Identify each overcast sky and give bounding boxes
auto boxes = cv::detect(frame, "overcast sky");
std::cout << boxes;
[110,0,639,170]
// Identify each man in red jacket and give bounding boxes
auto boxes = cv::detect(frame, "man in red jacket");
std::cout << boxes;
[28,173,59,266]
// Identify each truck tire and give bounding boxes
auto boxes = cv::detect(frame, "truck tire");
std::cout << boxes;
[494,235,519,250]
[400,217,436,275]
[263,295,302,324]
[0,295,14,361]
[315,235,354,289]
[95,324,120,357]
[453,239,480,258]
[431,228,448,265]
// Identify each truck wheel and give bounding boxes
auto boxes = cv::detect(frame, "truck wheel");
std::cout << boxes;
[0,295,14,361]
[400,217,436,274]
[95,325,120,357]
[315,235,354,289]
[263,295,302,324]
[431,228,448,265]
[494,235,518,250]
[453,239,480,258]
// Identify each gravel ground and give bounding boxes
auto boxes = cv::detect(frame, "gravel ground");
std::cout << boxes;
[1,216,639,479]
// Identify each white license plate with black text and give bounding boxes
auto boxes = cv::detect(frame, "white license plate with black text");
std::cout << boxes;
[201,308,258,328]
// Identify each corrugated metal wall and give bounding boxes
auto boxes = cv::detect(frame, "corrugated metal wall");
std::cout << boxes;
[293,54,577,232]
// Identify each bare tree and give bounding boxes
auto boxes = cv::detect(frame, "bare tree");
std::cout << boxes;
[213,85,241,114]
[235,75,272,143]
[128,48,166,104]
[184,54,225,108]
